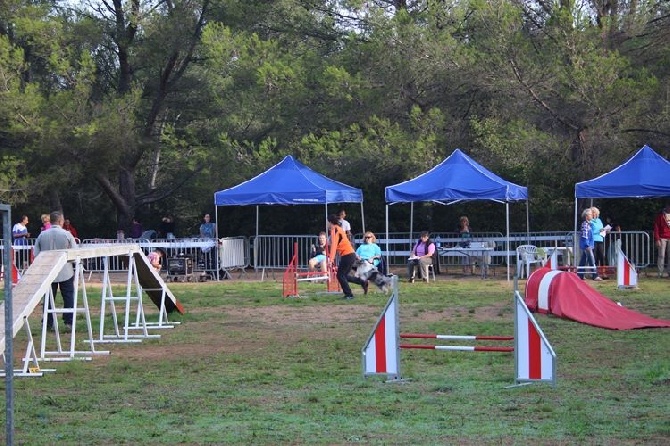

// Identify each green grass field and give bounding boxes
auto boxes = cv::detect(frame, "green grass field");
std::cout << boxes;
[2,274,669,445]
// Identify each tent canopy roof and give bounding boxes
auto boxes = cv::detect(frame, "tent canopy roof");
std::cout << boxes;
[575,145,670,199]
[385,149,527,204]
[214,155,363,206]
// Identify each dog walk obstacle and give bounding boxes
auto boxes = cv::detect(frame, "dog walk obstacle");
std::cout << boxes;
[283,242,341,297]
[1,244,183,377]
[361,277,556,386]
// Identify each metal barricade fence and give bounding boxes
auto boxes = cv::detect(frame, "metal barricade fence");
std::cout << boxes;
[6,241,35,273]
[80,239,139,272]
[552,231,649,270]
[252,235,319,280]
[79,238,250,279]
[0,230,652,278]
[218,236,250,279]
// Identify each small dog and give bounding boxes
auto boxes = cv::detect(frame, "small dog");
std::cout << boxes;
[352,259,393,293]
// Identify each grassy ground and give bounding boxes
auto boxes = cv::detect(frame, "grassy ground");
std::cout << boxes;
[1,272,669,445]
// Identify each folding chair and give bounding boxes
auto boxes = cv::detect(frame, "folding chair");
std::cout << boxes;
[516,245,544,278]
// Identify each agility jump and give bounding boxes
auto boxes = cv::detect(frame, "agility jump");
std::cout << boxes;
[362,276,556,386]
[400,333,514,352]
[283,242,340,297]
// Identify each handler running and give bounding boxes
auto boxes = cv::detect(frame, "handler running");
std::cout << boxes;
[327,214,368,299]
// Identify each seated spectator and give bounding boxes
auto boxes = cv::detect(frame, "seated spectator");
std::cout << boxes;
[308,231,328,273]
[407,231,435,283]
[356,231,382,268]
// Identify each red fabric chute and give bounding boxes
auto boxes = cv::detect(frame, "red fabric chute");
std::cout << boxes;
[525,268,670,330]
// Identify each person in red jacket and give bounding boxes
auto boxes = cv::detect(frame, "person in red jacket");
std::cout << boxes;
[653,203,670,277]
[327,214,367,299]
[62,218,79,240]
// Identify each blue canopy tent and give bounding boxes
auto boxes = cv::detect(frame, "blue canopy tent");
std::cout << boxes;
[574,144,670,249]
[385,149,528,281]
[575,145,670,199]
[214,154,365,241]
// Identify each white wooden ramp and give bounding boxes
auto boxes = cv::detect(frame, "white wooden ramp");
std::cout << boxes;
[0,251,66,376]
[1,244,183,376]
[1,251,67,354]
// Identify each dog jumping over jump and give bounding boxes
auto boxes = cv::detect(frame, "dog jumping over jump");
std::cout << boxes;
[352,259,393,293]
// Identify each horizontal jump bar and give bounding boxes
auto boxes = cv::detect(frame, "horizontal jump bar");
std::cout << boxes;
[401,333,513,341]
[400,344,514,352]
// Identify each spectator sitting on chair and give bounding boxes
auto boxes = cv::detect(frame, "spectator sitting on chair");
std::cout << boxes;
[408,231,435,283]
[308,231,328,273]
[356,231,382,268]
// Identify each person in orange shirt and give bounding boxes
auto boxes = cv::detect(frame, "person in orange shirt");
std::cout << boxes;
[327,214,367,299]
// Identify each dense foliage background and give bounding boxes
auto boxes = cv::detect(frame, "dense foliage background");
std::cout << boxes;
[1,0,668,238]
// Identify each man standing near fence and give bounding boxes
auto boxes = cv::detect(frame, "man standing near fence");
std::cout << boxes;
[653,203,670,277]
[199,213,217,273]
[34,211,78,331]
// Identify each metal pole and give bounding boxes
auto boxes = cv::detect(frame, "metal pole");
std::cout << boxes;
[385,205,390,268]
[359,202,365,234]
[409,202,414,244]
[2,204,15,445]
[506,202,511,282]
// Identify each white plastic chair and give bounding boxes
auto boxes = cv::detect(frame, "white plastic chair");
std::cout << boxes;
[516,245,544,279]
[426,263,436,282]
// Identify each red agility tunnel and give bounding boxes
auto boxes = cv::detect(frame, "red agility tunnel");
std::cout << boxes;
[525,267,670,330]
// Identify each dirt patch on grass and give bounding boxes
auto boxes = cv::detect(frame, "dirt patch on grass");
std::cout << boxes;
[108,298,511,363]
